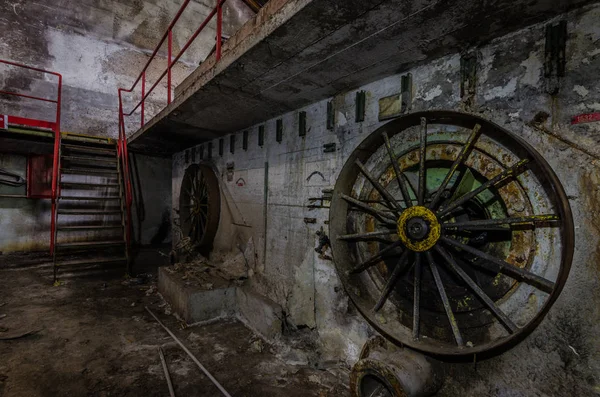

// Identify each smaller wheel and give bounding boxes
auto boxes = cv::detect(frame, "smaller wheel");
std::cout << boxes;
[179,164,220,255]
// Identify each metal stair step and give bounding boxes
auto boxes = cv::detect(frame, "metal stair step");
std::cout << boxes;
[56,240,125,249]
[60,196,121,201]
[56,256,127,267]
[57,225,123,231]
[57,209,122,215]
[61,167,119,176]
[61,182,120,188]
[62,155,117,164]
[62,144,116,155]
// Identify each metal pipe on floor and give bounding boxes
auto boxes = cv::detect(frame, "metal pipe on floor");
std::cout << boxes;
[145,307,232,397]
[159,347,176,397]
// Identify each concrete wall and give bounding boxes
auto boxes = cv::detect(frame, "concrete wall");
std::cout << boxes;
[0,0,253,253]
[0,153,51,253]
[130,152,173,246]
[0,0,254,138]
[172,3,600,395]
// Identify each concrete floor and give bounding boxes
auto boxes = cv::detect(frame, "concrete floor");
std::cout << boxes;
[0,260,349,396]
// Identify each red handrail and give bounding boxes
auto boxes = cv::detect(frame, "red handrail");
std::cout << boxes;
[117,0,227,250]
[0,59,62,254]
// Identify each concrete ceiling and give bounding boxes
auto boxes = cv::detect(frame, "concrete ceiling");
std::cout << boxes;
[128,0,596,155]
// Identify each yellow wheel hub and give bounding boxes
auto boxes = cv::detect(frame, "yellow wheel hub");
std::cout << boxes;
[397,206,441,252]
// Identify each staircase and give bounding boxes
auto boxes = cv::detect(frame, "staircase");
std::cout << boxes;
[52,138,129,282]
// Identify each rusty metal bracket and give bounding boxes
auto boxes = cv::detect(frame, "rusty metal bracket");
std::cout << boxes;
[401,73,412,113]
[323,143,336,153]
[226,162,234,182]
[327,101,335,130]
[243,130,248,151]
[276,119,283,143]
[544,20,567,95]
[308,188,333,209]
[356,91,366,122]
[258,125,265,147]
[460,54,477,106]
[299,111,307,137]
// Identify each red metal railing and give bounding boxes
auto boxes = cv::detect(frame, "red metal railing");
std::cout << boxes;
[0,59,62,254]
[117,0,227,248]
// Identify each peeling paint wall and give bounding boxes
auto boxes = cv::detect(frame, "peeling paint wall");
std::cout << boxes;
[173,3,600,394]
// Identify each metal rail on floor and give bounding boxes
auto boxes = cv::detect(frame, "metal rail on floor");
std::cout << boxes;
[0,59,62,255]
[117,0,227,251]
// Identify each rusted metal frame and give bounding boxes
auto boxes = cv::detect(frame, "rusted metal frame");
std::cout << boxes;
[440,236,555,293]
[374,250,413,311]
[434,245,518,333]
[123,0,227,118]
[117,91,133,257]
[382,132,412,208]
[168,30,173,104]
[146,307,232,397]
[355,159,401,213]
[442,214,559,230]
[426,251,464,347]
[437,159,530,217]
[418,117,427,206]
[0,90,57,103]
[52,75,62,257]
[340,193,397,223]
[159,347,176,397]
[141,72,146,127]
[338,229,396,241]
[6,116,55,131]
[115,146,130,273]
[350,240,404,274]
[429,124,482,210]
[216,2,223,61]
[0,59,61,77]
[412,253,422,340]
[121,0,191,95]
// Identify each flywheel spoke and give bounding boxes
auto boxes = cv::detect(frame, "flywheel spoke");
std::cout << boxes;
[382,131,412,208]
[418,117,427,206]
[355,159,401,213]
[440,236,555,293]
[337,230,397,241]
[350,241,404,274]
[412,253,422,340]
[434,245,518,334]
[437,159,530,217]
[442,215,560,230]
[426,251,464,347]
[340,193,398,224]
[429,124,482,210]
[373,250,413,312]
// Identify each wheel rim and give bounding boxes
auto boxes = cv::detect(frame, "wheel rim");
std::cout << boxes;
[329,111,574,358]
[179,164,220,254]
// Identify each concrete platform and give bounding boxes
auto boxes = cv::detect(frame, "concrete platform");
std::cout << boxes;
[158,266,283,340]
[128,0,594,155]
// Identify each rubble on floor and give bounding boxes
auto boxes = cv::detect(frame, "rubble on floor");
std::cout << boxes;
[0,262,349,396]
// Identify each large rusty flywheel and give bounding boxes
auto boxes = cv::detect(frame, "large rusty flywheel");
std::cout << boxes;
[329,111,574,358]
[179,164,221,255]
